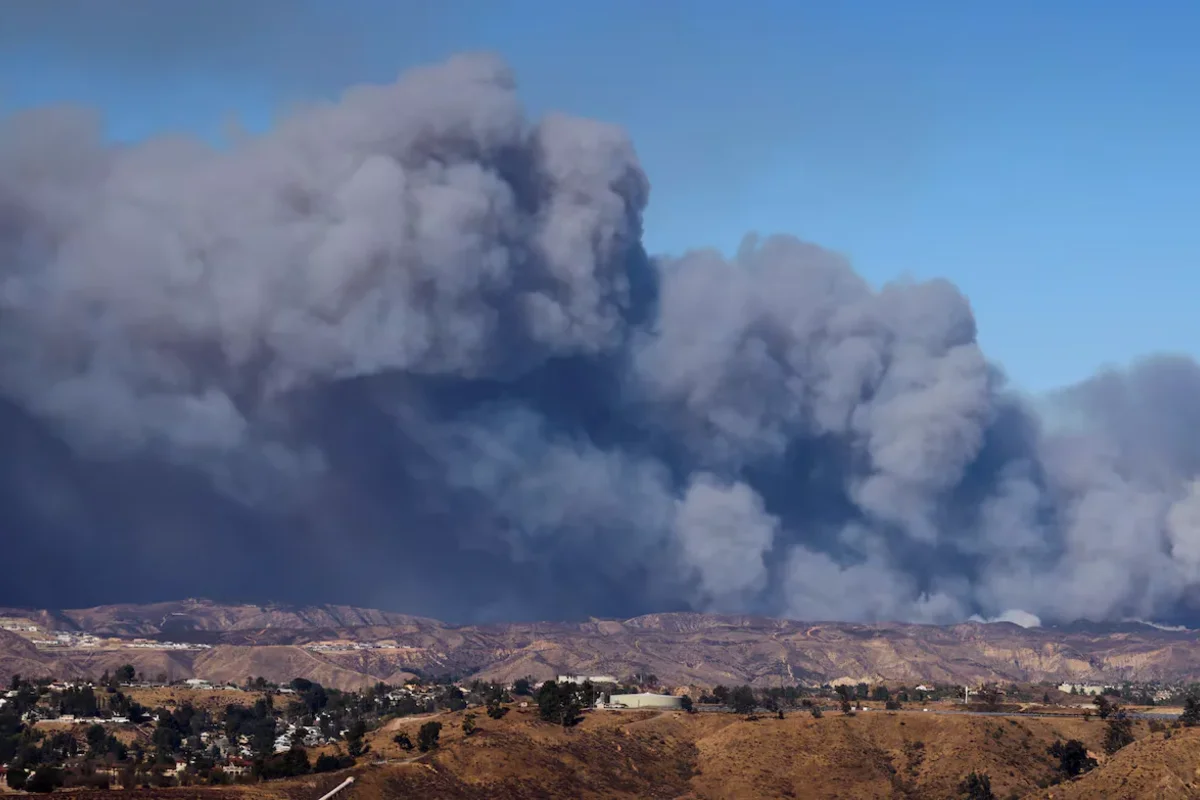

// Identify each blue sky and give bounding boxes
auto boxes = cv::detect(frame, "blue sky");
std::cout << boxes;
[3,0,1198,392]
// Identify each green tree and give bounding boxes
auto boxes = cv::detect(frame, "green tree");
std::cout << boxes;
[345,719,369,758]
[86,723,107,755]
[116,664,136,684]
[871,685,890,702]
[1049,739,1097,777]
[261,746,311,779]
[24,767,64,794]
[393,732,413,751]
[958,771,995,800]
[835,685,853,715]
[537,681,582,728]
[1103,708,1135,755]
[1181,694,1200,727]
[313,754,341,773]
[152,714,183,759]
[809,705,823,719]
[1093,694,1113,720]
[462,713,477,737]
[680,695,694,713]
[512,678,532,696]
[5,767,27,791]
[730,685,756,714]
[417,721,442,752]
[486,696,507,719]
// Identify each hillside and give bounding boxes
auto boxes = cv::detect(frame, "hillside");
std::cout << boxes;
[0,629,58,680]
[1029,726,1200,799]
[49,705,1176,800]
[328,710,1200,799]
[4,600,1200,690]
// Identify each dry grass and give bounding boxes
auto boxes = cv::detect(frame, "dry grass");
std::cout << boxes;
[326,707,1161,800]
[125,687,275,713]
[1027,726,1200,800]
[16,706,1194,799]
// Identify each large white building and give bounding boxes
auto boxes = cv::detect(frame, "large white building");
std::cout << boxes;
[557,674,618,685]
[603,692,683,710]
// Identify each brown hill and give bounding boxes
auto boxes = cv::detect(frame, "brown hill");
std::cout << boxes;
[286,705,1150,799]
[4,600,1200,689]
[10,696,1192,798]
[0,628,58,680]
[1030,726,1200,799]
[0,599,438,639]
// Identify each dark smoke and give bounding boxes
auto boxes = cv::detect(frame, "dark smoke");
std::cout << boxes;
[2,54,1199,625]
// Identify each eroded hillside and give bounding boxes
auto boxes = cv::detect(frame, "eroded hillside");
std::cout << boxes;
[4,600,1200,690]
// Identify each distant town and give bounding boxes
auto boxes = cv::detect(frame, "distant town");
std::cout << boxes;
[0,620,211,653]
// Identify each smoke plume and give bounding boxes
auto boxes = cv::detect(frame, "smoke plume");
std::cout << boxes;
[3,54,1199,625]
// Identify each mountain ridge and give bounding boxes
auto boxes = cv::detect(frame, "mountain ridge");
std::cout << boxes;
[2,600,1199,690]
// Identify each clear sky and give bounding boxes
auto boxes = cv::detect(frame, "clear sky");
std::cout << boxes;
[3,0,1198,392]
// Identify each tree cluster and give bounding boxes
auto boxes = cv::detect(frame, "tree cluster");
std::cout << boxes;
[536,680,583,728]
[417,721,442,752]
[1180,694,1200,727]
[958,771,995,800]
[1049,739,1097,778]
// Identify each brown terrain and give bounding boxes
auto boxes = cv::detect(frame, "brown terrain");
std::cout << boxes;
[3,599,1200,691]
[8,704,1200,799]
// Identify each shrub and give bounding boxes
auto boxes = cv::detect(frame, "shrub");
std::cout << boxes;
[418,721,442,752]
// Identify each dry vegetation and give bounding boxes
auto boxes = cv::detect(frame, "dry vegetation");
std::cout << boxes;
[10,704,1200,799]
[122,688,275,714]
[187,708,1200,799]
[348,708,1200,799]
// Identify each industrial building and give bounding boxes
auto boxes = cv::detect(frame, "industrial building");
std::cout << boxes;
[602,692,683,710]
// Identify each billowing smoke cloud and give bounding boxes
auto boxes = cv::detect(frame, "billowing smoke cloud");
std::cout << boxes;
[3,53,1200,625]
